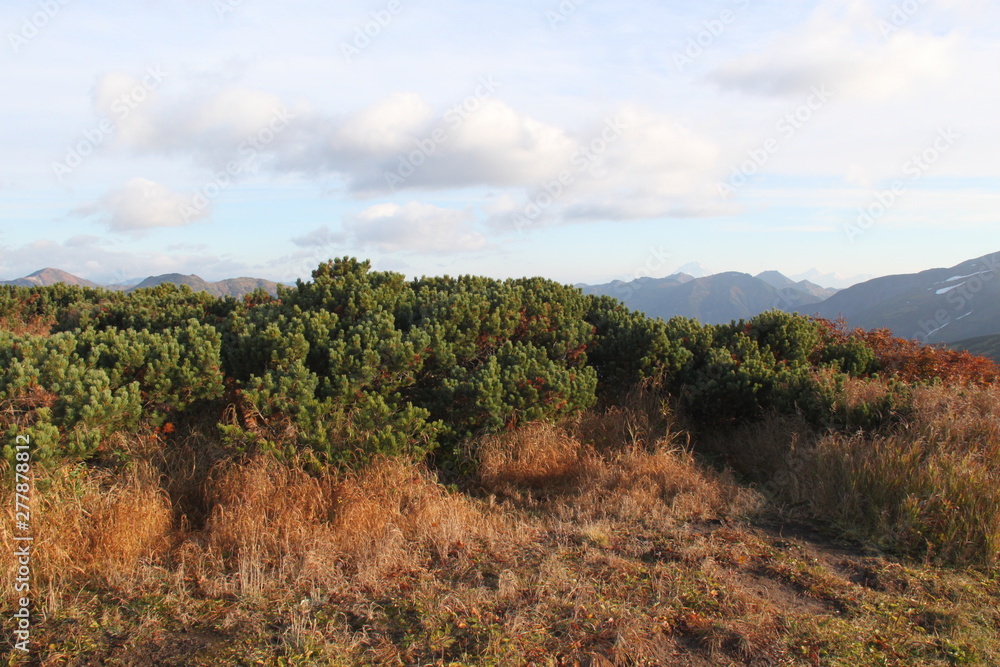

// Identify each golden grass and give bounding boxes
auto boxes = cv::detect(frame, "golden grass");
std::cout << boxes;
[183,454,517,599]
[0,459,172,616]
[804,384,1000,567]
[478,415,761,530]
[712,380,1000,568]
[2,384,999,664]
[0,314,55,338]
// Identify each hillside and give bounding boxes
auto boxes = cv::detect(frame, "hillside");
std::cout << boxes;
[1,268,280,298]
[755,271,838,302]
[10,252,998,345]
[579,272,694,302]
[950,333,1000,363]
[583,252,1000,344]
[130,272,215,293]
[1,267,99,288]
[1,258,999,665]
[129,273,280,298]
[813,251,1000,343]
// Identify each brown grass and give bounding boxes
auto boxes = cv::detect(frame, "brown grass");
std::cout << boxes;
[0,314,55,338]
[478,416,759,525]
[710,380,1000,568]
[0,459,172,613]
[801,384,1000,567]
[2,386,999,664]
[177,454,517,600]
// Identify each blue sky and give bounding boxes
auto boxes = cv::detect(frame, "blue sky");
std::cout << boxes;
[1,0,997,287]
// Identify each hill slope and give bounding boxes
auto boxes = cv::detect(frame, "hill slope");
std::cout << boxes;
[755,271,838,301]
[2,267,99,288]
[814,251,1000,343]
[949,333,1000,363]
[130,274,280,298]
[2,268,281,298]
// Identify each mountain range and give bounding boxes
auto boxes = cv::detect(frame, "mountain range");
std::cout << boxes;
[582,251,1000,358]
[810,252,1000,345]
[3,252,998,360]
[2,268,280,298]
[581,271,838,325]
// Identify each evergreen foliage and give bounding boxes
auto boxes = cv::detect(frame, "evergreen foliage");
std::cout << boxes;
[1,259,995,466]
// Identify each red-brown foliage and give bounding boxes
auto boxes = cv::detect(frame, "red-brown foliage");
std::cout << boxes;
[815,317,999,385]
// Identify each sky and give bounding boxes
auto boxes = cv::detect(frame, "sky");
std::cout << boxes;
[1,0,998,287]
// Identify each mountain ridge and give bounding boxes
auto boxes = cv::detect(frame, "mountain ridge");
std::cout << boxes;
[812,251,1000,344]
[2,269,280,298]
[2,267,100,288]
[583,270,836,324]
[4,251,998,342]
[580,251,999,343]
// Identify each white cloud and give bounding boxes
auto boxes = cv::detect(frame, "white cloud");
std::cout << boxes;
[89,68,166,149]
[90,80,725,226]
[89,81,294,170]
[291,225,346,248]
[708,2,958,100]
[345,202,487,254]
[274,95,582,192]
[438,99,579,186]
[333,93,436,156]
[485,105,725,228]
[75,177,206,232]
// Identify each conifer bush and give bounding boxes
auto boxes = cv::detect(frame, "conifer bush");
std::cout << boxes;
[1,258,996,471]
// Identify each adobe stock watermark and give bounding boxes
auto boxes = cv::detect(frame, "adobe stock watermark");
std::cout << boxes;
[546,0,586,29]
[877,0,929,38]
[770,286,811,313]
[340,0,405,62]
[384,76,501,190]
[912,251,998,343]
[181,107,295,221]
[674,0,752,72]
[718,85,831,200]
[843,126,958,243]
[11,434,33,653]
[761,443,810,501]
[8,0,72,54]
[51,65,168,182]
[609,247,674,300]
[214,0,246,21]
[511,116,628,232]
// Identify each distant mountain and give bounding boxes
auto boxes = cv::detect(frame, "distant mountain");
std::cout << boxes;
[114,276,148,287]
[129,274,280,298]
[791,269,873,290]
[755,271,838,302]
[813,251,1000,344]
[582,271,831,324]
[2,268,99,288]
[580,272,694,301]
[2,268,280,298]
[675,262,714,278]
[131,273,214,293]
[213,277,282,298]
[949,334,1000,363]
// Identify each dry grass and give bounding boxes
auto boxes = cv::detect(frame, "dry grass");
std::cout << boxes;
[710,380,1000,569]
[478,420,759,525]
[800,386,1000,567]
[478,421,591,492]
[2,388,999,664]
[0,460,172,605]
[0,314,55,338]
[181,454,517,600]
[804,383,1000,567]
